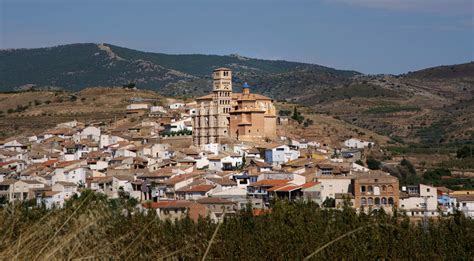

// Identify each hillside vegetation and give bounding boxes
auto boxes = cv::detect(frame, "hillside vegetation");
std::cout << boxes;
[0,43,358,95]
[1,191,472,260]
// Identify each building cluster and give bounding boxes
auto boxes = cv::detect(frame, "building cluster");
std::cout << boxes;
[0,69,473,222]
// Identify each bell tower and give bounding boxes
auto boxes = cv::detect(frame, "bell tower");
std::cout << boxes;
[212,68,232,115]
[213,68,232,92]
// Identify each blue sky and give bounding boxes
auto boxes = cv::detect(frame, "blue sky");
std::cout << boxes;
[1,0,472,74]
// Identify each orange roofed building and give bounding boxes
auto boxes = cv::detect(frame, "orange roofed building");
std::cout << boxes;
[193,68,277,146]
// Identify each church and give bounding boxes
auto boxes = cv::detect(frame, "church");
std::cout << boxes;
[192,68,277,146]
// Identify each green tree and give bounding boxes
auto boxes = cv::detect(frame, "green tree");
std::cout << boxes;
[457,146,472,159]
[291,106,305,124]
[366,158,381,170]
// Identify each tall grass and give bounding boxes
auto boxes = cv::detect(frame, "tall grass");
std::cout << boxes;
[0,190,472,260]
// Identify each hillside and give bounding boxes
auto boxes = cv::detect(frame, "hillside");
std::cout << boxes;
[306,63,474,146]
[0,88,165,138]
[0,43,359,95]
[1,43,472,146]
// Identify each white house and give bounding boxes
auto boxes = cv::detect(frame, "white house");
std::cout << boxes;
[290,139,308,149]
[0,139,27,152]
[454,194,474,218]
[344,138,374,149]
[51,160,88,186]
[165,119,192,133]
[52,181,78,200]
[100,134,125,148]
[169,103,185,110]
[399,184,439,217]
[316,176,352,201]
[127,104,149,110]
[150,106,167,113]
[76,126,101,142]
[38,191,65,209]
[264,145,300,166]
[208,153,243,171]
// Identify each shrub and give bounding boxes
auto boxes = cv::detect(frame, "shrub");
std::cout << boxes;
[366,158,381,170]
[2,193,472,259]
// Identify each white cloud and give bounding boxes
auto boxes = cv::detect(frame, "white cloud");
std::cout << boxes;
[330,0,473,14]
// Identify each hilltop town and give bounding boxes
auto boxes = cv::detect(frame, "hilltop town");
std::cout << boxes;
[0,67,472,222]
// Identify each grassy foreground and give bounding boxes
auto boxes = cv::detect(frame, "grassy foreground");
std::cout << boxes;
[0,191,472,260]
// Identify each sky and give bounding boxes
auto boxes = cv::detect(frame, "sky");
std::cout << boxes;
[0,0,473,74]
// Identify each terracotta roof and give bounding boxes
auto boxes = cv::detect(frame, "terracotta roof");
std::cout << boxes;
[206,177,237,186]
[196,197,235,204]
[253,208,271,216]
[177,184,215,193]
[163,174,198,185]
[20,180,45,185]
[248,179,290,187]
[251,160,272,168]
[55,160,83,168]
[0,160,18,167]
[301,181,320,189]
[142,200,192,209]
[267,184,298,192]
[43,191,61,197]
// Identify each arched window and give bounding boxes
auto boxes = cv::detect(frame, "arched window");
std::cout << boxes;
[361,197,367,206]
[381,197,387,205]
[368,186,374,193]
[388,197,394,205]
[375,197,380,205]
[368,197,373,205]
[382,185,387,191]
[360,186,366,193]
[387,185,393,192]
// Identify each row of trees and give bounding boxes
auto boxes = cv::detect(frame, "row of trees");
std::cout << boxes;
[0,191,472,260]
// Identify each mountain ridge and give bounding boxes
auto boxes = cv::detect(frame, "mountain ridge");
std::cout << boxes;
[0,43,360,94]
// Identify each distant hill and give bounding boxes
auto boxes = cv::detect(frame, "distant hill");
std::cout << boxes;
[405,62,474,80]
[0,43,359,95]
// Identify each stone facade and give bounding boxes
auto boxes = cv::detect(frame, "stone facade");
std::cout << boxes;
[353,171,399,209]
[193,68,276,146]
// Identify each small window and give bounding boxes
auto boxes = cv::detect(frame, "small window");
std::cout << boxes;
[427,188,430,192]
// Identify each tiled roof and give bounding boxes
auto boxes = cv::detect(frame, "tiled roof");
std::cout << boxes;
[248,179,290,187]
[55,160,83,168]
[142,200,192,209]
[176,184,215,193]
[206,177,237,186]
[196,197,234,204]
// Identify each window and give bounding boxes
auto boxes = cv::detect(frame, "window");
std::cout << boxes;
[361,186,366,192]
[368,186,373,193]
[388,197,394,205]
[361,197,367,205]
[368,197,373,205]
[381,197,387,205]
[375,198,380,205]
[427,188,430,192]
